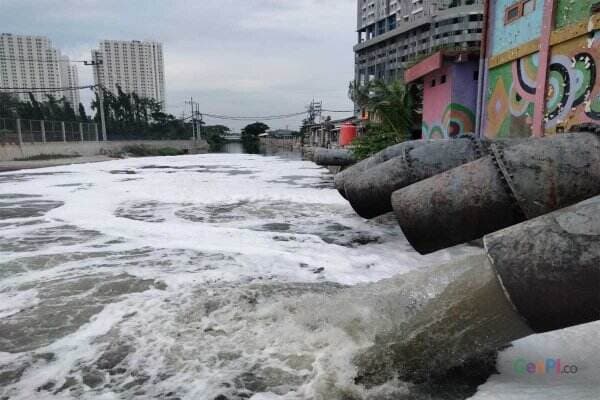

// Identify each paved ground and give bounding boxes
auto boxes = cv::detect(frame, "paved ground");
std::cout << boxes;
[0,155,115,172]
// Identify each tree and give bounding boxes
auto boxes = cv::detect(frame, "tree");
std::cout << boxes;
[241,122,269,154]
[241,122,269,138]
[348,79,419,159]
[78,103,89,121]
[0,93,20,118]
[203,125,230,152]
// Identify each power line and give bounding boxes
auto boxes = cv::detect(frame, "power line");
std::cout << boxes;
[0,56,88,64]
[322,109,354,113]
[0,84,97,94]
[202,111,307,121]
[0,85,96,91]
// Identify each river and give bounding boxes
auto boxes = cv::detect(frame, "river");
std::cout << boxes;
[0,152,597,399]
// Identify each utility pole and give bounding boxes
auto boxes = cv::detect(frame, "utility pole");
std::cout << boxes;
[185,97,200,141]
[196,104,203,140]
[84,60,107,141]
[185,99,204,141]
[185,97,196,140]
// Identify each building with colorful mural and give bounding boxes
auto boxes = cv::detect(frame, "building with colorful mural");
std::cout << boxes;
[405,50,479,138]
[479,0,600,138]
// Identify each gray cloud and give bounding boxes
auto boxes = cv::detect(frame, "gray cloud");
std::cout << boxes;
[1,0,356,130]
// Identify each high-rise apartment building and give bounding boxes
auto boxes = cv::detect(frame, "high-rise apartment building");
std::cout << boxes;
[91,40,165,106]
[59,55,80,107]
[354,0,484,84]
[0,33,80,105]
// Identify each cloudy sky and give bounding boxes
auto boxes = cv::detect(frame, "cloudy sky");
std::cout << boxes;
[1,0,356,130]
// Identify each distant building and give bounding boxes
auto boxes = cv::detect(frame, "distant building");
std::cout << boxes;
[405,50,479,138]
[305,116,358,148]
[0,33,80,105]
[354,0,484,85]
[59,55,80,107]
[91,40,166,106]
[268,129,296,138]
[479,0,600,138]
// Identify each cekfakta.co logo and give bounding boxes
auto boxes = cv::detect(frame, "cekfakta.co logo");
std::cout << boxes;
[513,358,579,375]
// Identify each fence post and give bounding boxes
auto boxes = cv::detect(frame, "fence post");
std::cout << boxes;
[94,123,99,141]
[41,120,46,143]
[16,118,23,145]
[79,122,84,142]
[61,121,66,142]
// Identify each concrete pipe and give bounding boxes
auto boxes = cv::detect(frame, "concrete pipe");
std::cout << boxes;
[391,132,600,254]
[313,148,357,167]
[343,138,487,219]
[334,140,432,199]
[485,196,600,332]
[355,200,600,382]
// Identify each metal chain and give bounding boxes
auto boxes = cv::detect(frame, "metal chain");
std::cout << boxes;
[488,142,528,220]
[459,134,484,160]
[401,143,415,183]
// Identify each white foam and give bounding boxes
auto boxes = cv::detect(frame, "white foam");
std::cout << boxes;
[1,154,597,399]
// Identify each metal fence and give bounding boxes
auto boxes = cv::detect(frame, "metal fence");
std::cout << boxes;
[0,118,99,145]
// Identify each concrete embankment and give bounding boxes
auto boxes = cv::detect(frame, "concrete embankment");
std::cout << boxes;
[0,155,114,172]
[0,139,209,162]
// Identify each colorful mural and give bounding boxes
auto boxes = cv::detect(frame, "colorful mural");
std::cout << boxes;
[485,30,600,138]
[423,103,476,139]
[484,0,600,138]
[555,0,598,29]
[544,32,600,132]
[485,53,538,138]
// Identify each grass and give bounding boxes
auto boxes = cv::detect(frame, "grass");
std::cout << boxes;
[122,145,187,157]
[13,153,80,161]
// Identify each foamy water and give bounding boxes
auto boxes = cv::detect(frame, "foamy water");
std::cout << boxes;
[0,154,597,399]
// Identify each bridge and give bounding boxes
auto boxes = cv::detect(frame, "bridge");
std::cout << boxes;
[222,134,242,142]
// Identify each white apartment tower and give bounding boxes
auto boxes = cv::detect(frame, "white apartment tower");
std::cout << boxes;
[0,33,81,106]
[92,40,165,106]
[59,55,80,106]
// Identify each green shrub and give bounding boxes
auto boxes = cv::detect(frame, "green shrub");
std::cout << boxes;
[122,145,185,157]
[157,147,184,156]
[350,126,404,160]
[13,153,80,161]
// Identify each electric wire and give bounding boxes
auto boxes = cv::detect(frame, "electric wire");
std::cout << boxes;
[0,85,98,94]
[0,56,89,64]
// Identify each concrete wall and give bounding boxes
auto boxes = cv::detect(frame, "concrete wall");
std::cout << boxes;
[422,64,453,139]
[0,140,208,161]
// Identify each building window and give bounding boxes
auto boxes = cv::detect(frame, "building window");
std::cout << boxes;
[431,79,436,87]
[441,75,447,84]
[505,0,535,25]
[523,0,535,15]
[473,70,479,81]
[505,4,522,24]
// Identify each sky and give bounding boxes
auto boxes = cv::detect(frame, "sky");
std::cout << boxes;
[1,0,357,131]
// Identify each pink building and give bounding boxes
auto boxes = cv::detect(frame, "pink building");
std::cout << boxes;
[405,51,480,139]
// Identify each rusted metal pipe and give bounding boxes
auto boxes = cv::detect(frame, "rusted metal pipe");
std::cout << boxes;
[392,132,600,254]
[342,138,487,218]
